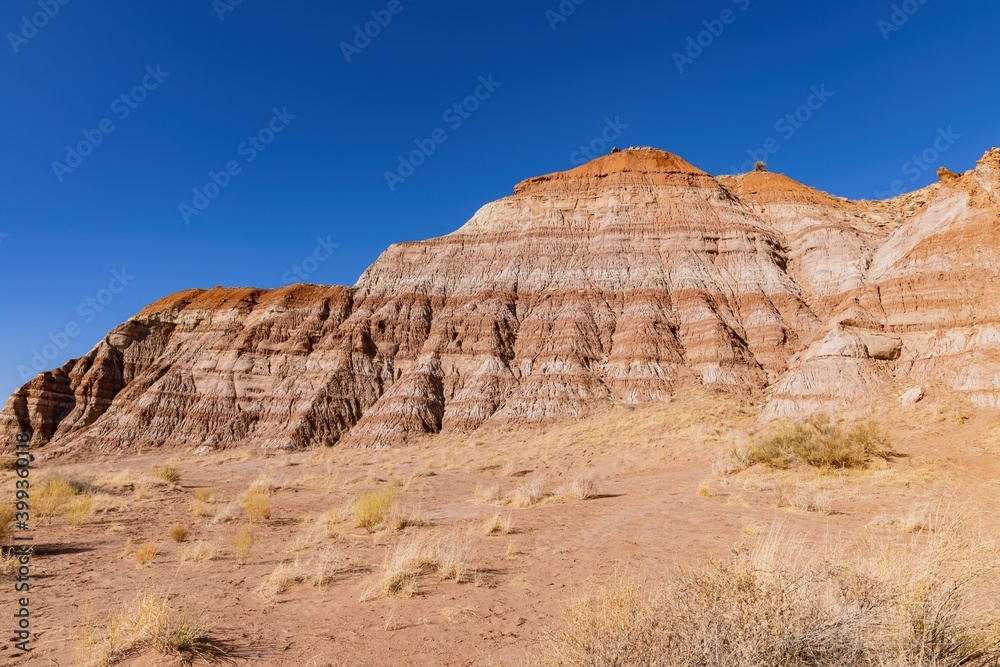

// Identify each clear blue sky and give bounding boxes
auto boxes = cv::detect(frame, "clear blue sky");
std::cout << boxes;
[2,0,998,399]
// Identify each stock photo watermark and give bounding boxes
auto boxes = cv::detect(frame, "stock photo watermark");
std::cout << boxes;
[11,432,33,654]
[214,0,244,21]
[384,75,502,192]
[570,117,629,165]
[545,0,587,31]
[282,236,340,284]
[7,0,72,54]
[16,268,135,381]
[873,127,960,199]
[341,0,415,63]
[51,65,170,183]
[877,0,930,41]
[729,84,834,173]
[673,0,751,73]
[179,107,296,224]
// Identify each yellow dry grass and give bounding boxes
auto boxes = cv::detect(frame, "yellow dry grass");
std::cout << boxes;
[81,592,227,666]
[536,519,1000,667]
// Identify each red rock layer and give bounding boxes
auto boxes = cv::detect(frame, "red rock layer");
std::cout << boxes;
[3,147,1000,453]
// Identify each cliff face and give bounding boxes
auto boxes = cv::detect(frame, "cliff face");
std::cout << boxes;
[4,148,999,454]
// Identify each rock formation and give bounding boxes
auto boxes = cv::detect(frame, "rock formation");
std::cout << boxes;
[3,147,999,454]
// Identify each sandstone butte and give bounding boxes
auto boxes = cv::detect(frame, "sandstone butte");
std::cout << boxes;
[4,147,1000,456]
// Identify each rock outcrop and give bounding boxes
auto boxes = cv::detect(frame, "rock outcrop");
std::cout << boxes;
[4,147,1000,454]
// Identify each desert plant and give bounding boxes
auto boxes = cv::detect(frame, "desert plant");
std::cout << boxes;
[536,523,1000,667]
[210,501,241,524]
[742,414,890,470]
[83,592,227,665]
[361,531,476,601]
[474,483,503,505]
[244,492,271,524]
[65,496,96,527]
[181,542,222,563]
[151,465,181,484]
[354,487,395,532]
[135,543,158,566]
[483,511,515,536]
[169,523,190,543]
[510,476,548,508]
[247,474,276,496]
[0,506,15,544]
[192,487,213,503]
[235,528,254,566]
[35,476,80,523]
[755,160,767,172]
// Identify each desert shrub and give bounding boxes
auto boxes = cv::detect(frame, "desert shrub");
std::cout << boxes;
[361,531,475,601]
[150,465,181,484]
[192,487,213,503]
[35,476,81,522]
[169,523,190,543]
[247,474,276,496]
[742,415,889,470]
[536,524,1000,667]
[354,487,395,532]
[181,542,222,563]
[561,473,599,500]
[83,592,227,665]
[510,476,548,507]
[135,543,158,566]
[0,506,15,544]
[755,160,767,172]
[483,511,515,536]
[65,496,95,526]
[235,528,254,566]
[244,492,271,524]
[474,483,503,505]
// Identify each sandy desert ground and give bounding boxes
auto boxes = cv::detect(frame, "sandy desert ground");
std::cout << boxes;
[4,389,1000,666]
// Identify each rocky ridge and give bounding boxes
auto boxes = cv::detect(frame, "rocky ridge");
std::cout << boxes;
[4,147,999,454]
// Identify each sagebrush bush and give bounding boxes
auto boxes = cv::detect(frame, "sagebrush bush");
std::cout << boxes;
[742,414,890,469]
[537,523,1000,667]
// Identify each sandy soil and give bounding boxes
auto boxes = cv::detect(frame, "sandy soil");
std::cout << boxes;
[4,392,1000,666]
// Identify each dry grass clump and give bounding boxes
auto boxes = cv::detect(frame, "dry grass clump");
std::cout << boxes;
[354,487,395,532]
[192,487,213,503]
[0,546,24,576]
[169,523,190,543]
[741,414,890,470]
[779,483,834,514]
[35,475,83,523]
[244,491,271,524]
[560,473,599,500]
[483,511,515,536]
[536,522,1000,667]
[181,542,223,563]
[361,530,475,600]
[82,592,228,666]
[510,476,549,508]
[0,505,16,543]
[235,528,254,566]
[150,464,181,484]
[247,474,276,496]
[134,543,158,566]
[474,483,503,505]
[258,550,343,601]
[210,501,241,524]
[65,496,96,526]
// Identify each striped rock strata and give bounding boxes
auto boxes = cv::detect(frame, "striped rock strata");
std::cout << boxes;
[3,147,999,453]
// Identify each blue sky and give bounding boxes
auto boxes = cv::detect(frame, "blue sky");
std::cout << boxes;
[1,0,998,399]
